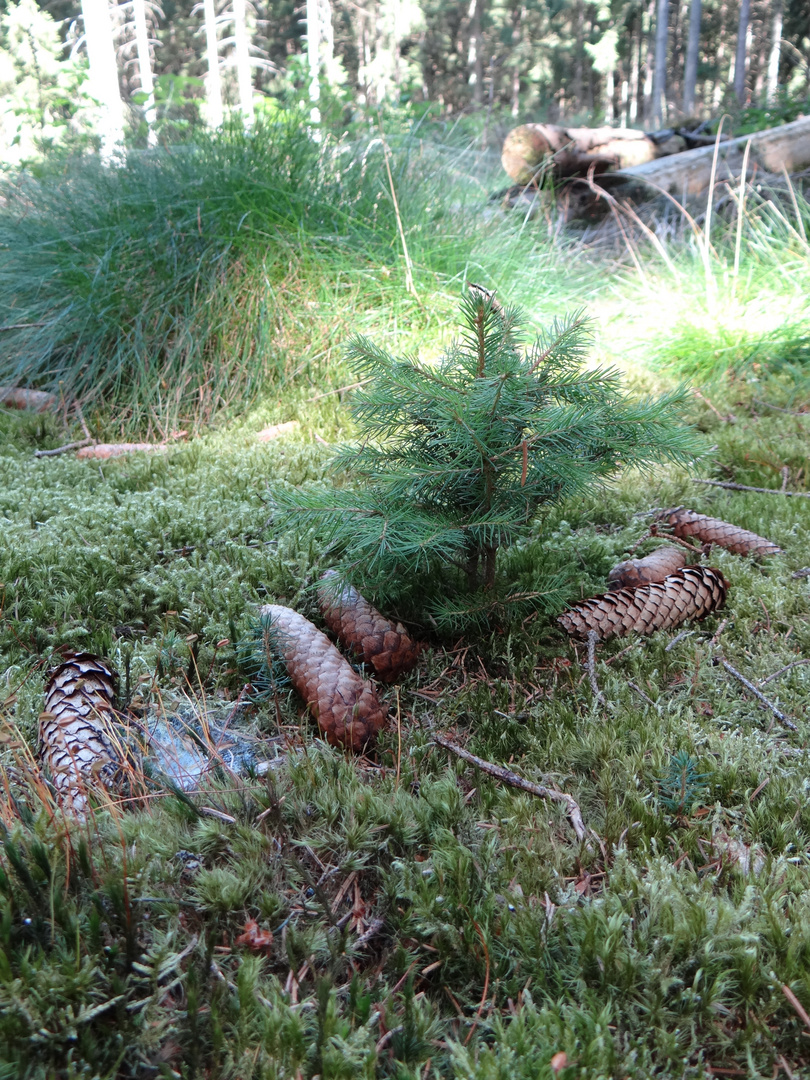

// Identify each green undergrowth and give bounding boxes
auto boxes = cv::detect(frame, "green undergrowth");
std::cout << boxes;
[0,121,580,438]
[4,361,810,1076]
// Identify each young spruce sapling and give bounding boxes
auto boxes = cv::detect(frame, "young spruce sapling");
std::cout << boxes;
[271,287,701,629]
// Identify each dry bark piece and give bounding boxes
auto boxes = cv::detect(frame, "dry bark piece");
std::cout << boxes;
[260,604,387,752]
[39,653,124,815]
[77,442,166,459]
[662,507,781,555]
[558,566,729,642]
[0,386,56,412]
[317,570,422,683]
[608,546,686,590]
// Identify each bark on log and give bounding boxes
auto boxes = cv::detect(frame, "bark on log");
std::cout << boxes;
[502,123,686,185]
[605,116,810,200]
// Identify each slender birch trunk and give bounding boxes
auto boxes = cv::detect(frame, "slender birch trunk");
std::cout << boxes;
[306,0,320,122]
[734,0,750,104]
[682,0,701,114]
[232,0,253,124]
[132,0,156,144]
[81,0,126,163]
[468,0,485,105]
[652,0,669,126]
[202,0,223,127]
[766,0,782,103]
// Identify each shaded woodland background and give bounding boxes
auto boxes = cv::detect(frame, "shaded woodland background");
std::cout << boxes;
[2,0,810,167]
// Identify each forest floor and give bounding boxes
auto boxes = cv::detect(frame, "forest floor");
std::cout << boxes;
[3,136,810,1078]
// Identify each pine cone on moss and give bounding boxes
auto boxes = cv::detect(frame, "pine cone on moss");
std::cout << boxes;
[317,570,422,683]
[559,566,728,641]
[260,604,387,752]
[39,653,124,816]
[661,508,781,556]
[608,546,686,590]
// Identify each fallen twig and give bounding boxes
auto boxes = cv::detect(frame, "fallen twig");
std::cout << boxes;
[432,734,586,841]
[665,629,693,652]
[759,659,810,686]
[694,479,810,497]
[718,657,798,732]
[34,438,95,458]
[753,399,810,416]
[627,680,655,705]
[586,630,605,705]
[780,983,810,1035]
[693,388,736,424]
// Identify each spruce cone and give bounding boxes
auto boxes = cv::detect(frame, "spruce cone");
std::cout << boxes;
[317,570,421,683]
[261,605,387,752]
[608,546,686,590]
[39,653,123,816]
[559,566,728,641]
[662,507,781,556]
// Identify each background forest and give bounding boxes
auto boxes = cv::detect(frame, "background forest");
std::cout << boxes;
[2,0,810,165]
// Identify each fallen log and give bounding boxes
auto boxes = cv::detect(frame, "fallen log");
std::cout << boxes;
[502,123,687,185]
[604,115,810,201]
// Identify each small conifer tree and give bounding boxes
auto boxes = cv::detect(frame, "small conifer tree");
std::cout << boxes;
[272,288,701,629]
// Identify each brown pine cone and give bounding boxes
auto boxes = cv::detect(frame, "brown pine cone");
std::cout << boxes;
[558,566,728,641]
[317,570,422,683]
[261,604,387,752]
[662,507,781,556]
[39,653,123,816]
[608,546,686,590]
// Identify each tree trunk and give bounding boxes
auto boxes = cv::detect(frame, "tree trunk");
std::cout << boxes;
[734,0,750,104]
[652,0,669,126]
[629,24,639,123]
[608,115,810,200]
[573,1,584,113]
[682,0,701,114]
[605,67,615,123]
[767,0,783,103]
[132,0,156,145]
[202,0,223,128]
[81,0,125,163]
[468,0,485,105]
[233,0,253,124]
[306,0,320,122]
[643,0,654,124]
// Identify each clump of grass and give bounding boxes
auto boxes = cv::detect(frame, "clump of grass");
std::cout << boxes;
[0,120,578,436]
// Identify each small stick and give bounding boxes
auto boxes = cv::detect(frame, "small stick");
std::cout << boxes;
[586,630,605,705]
[665,630,693,652]
[781,983,810,1035]
[710,618,729,646]
[718,657,798,732]
[693,388,736,424]
[627,680,654,705]
[753,399,809,416]
[694,479,810,498]
[432,734,586,841]
[34,438,95,458]
[759,659,810,686]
